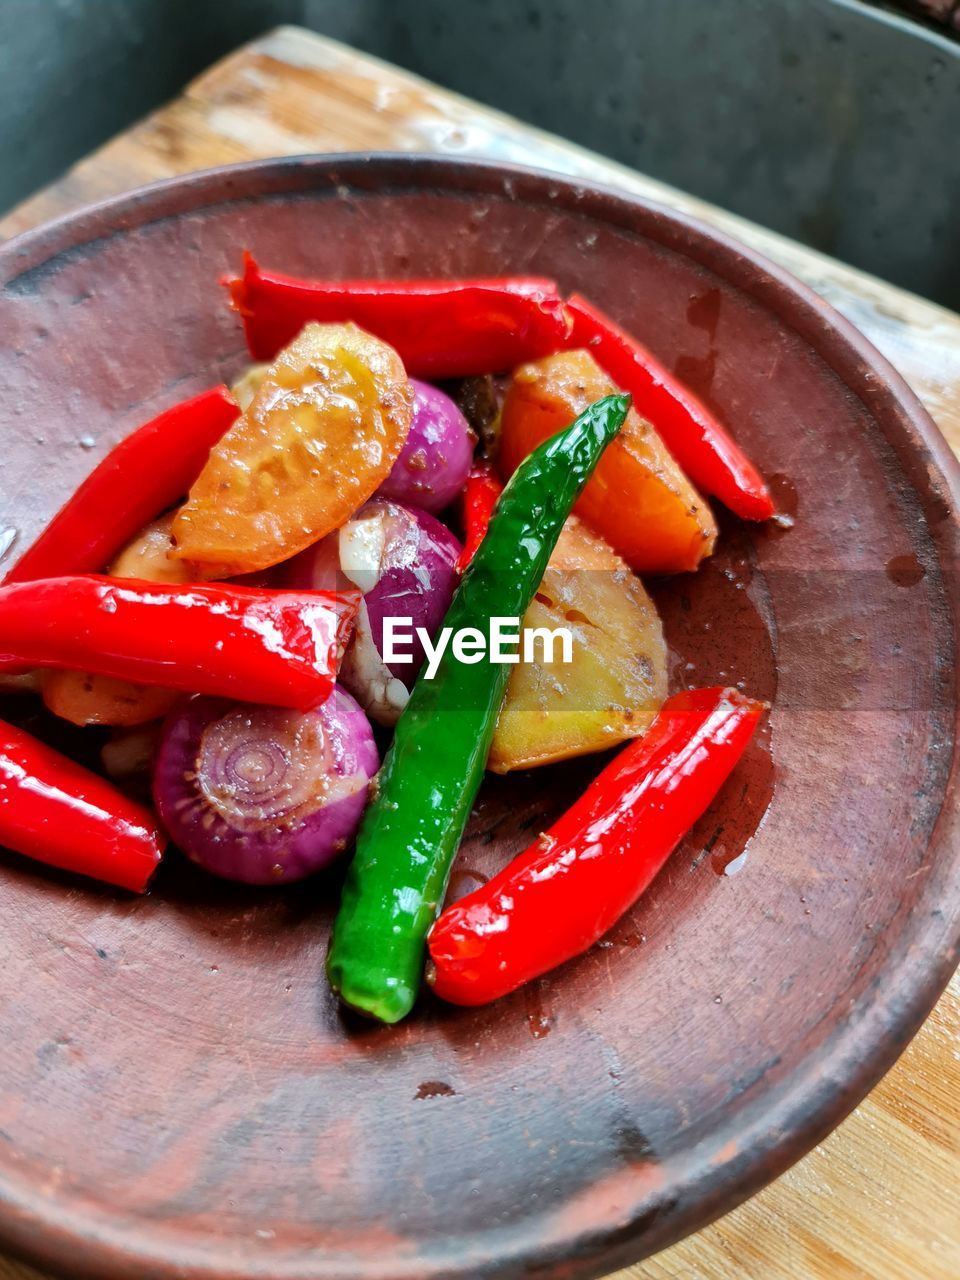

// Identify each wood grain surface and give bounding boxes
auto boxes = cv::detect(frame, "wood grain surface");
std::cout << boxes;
[0,26,956,1280]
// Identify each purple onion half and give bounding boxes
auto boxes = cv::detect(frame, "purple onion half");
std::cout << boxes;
[153,688,378,885]
[377,378,474,513]
[285,498,461,725]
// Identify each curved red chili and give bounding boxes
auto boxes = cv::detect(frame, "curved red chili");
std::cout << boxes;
[565,294,775,521]
[428,687,766,1006]
[226,253,572,378]
[4,385,240,584]
[0,719,165,892]
[456,462,503,572]
[0,576,358,710]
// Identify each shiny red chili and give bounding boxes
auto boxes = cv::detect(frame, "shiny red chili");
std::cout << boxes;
[0,577,358,710]
[456,462,503,572]
[226,252,572,378]
[4,385,240,584]
[428,687,766,1006]
[0,719,165,891]
[565,294,775,521]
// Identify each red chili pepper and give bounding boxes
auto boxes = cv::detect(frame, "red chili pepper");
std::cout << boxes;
[226,253,572,378]
[4,386,240,585]
[0,577,358,710]
[0,719,165,892]
[565,294,775,521]
[428,687,766,1005]
[456,462,503,572]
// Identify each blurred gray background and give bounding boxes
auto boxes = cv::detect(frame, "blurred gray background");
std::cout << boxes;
[0,0,957,307]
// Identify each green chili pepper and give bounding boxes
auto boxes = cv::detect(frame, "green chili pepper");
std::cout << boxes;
[326,393,630,1023]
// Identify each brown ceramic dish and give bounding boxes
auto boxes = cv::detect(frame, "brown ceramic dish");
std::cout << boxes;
[0,156,958,1280]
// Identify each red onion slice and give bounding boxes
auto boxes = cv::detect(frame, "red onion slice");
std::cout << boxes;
[285,499,461,725]
[153,688,378,884]
[377,379,474,513]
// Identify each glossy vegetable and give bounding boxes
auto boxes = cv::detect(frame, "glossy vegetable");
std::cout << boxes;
[499,349,717,574]
[288,499,461,726]
[566,294,775,520]
[154,689,378,885]
[42,515,196,727]
[456,462,503,572]
[42,670,181,728]
[377,379,474,513]
[429,687,765,1005]
[108,514,196,584]
[172,323,413,576]
[0,718,165,892]
[227,253,572,378]
[489,516,667,772]
[0,576,358,709]
[327,392,630,1024]
[4,386,239,584]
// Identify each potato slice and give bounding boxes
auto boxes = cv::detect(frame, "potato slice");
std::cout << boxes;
[173,323,412,576]
[499,349,716,574]
[488,517,667,774]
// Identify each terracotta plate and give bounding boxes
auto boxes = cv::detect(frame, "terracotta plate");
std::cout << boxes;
[0,157,958,1280]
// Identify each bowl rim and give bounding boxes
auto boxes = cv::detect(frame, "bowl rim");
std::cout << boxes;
[0,152,958,1280]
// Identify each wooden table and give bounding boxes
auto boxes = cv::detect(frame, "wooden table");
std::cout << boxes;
[1,26,957,1280]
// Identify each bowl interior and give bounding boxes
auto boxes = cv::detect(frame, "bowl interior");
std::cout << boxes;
[0,158,958,1280]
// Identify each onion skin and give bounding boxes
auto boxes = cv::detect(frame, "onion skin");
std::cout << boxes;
[153,688,378,884]
[286,499,461,725]
[361,503,461,687]
[377,380,474,513]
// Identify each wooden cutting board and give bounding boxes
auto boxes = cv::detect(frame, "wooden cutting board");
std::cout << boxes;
[0,26,957,1280]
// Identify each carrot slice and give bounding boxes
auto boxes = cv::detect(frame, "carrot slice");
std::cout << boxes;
[499,350,716,574]
[172,323,412,576]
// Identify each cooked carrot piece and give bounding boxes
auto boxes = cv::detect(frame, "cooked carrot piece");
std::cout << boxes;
[172,323,413,576]
[499,350,716,574]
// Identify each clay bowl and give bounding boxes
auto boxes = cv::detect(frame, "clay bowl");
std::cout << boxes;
[0,156,958,1280]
